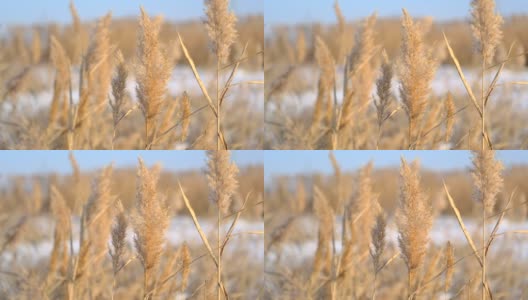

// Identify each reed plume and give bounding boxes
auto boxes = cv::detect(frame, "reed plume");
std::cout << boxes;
[471,150,503,300]
[445,241,455,294]
[110,51,128,127]
[350,161,380,252]
[313,36,335,127]
[470,0,503,66]
[109,201,128,275]
[471,150,503,213]
[328,151,344,209]
[206,150,239,215]
[176,244,190,293]
[158,97,180,145]
[399,9,438,147]
[445,92,456,143]
[296,30,307,64]
[136,7,172,147]
[31,29,41,64]
[31,179,42,215]
[370,212,386,300]
[206,150,239,300]
[181,92,191,142]
[157,248,180,297]
[294,178,306,214]
[13,29,29,64]
[374,50,394,147]
[133,158,170,298]
[312,186,334,279]
[334,0,346,62]
[396,158,432,297]
[69,0,83,65]
[345,13,379,122]
[0,217,27,254]
[370,213,386,274]
[204,0,238,64]
[86,13,113,108]
[49,36,71,127]
[74,165,115,284]
[49,185,71,277]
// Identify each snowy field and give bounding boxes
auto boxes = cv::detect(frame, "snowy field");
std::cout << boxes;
[267,215,528,267]
[267,66,528,111]
[1,216,264,268]
[3,66,264,115]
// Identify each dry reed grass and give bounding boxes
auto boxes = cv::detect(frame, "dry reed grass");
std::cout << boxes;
[265,151,528,299]
[0,1,263,150]
[265,1,528,150]
[0,152,263,299]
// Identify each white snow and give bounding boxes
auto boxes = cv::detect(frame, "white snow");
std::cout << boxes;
[1,216,263,267]
[266,215,528,267]
[2,66,263,116]
[267,65,528,112]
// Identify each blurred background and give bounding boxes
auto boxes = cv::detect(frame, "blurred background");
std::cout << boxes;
[0,150,264,216]
[265,0,528,66]
[0,150,264,298]
[265,150,528,216]
[264,0,528,150]
[2,0,263,67]
[0,1,264,150]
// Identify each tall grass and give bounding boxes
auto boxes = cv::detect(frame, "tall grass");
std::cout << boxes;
[0,1,263,150]
[265,152,528,299]
[265,1,528,150]
[177,0,263,150]
[0,152,263,299]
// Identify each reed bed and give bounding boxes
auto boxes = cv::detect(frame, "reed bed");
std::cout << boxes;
[265,151,528,299]
[0,1,263,150]
[265,0,528,150]
[0,152,264,299]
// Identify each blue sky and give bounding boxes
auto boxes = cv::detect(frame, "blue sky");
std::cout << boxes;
[264,151,528,181]
[265,0,528,26]
[0,0,263,25]
[0,151,263,176]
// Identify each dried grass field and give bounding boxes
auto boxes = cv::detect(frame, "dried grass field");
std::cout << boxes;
[0,151,264,299]
[2,0,528,299]
[0,1,263,150]
[264,150,528,299]
[265,0,528,150]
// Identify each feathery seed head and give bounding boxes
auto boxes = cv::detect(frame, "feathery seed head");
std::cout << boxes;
[133,157,170,277]
[370,212,387,272]
[204,0,238,64]
[110,50,128,124]
[445,92,456,143]
[399,9,438,139]
[180,92,191,142]
[86,13,113,107]
[397,158,433,274]
[471,150,503,213]
[180,243,191,291]
[136,7,172,125]
[315,36,336,89]
[85,165,115,265]
[445,241,455,292]
[470,0,503,65]
[375,49,393,126]
[110,200,128,273]
[206,150,239,214]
